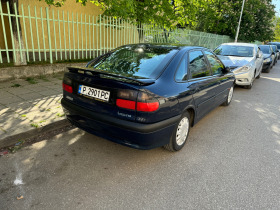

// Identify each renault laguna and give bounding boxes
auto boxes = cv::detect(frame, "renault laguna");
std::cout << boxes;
[62,44,235,151]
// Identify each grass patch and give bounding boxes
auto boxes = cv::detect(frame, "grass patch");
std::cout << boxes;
[26,77,38,84]
[30,123,39,128]
[46,108,51,111]
[21,114,27,117]
[8,140,25,153]
[39,120,46,123]
[0,63,14,68]
[52,72,64,80]
[56,113,65,117]
[11,83,21,87]
[38,75,50,82]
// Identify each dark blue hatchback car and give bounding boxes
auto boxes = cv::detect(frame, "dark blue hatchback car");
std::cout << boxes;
[62,44,235,151]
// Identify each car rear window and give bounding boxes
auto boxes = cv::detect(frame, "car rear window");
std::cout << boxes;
[88,45,178,79]
[214,45,254,57]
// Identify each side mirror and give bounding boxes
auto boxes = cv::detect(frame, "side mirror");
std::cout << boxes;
[222,66,231,74]
[256,54,260,58]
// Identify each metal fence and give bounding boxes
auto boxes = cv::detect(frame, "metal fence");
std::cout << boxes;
[0,0,232,65]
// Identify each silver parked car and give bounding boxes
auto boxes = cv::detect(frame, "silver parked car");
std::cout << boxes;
[214,43,263,89]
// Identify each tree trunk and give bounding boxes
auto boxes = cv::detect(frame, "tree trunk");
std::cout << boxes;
[8,0,27,66]
[137,22,144,43]
[163,29,169,43]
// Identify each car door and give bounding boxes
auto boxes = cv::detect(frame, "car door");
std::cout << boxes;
[186,50,220,120]
[270,45,276,64]
[203,50,232,105]
[255,47,263,74]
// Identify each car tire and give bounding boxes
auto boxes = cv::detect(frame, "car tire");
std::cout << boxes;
[244,78,253,89]
[164,112,190,152]
[222,86,234,106]
[256,68,263,79]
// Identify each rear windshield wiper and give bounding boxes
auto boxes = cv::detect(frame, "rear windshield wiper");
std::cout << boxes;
[67,67,155,85]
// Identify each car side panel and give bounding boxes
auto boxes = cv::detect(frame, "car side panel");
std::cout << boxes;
[187,76,219,121]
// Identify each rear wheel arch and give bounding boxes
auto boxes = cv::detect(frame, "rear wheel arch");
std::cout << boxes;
[183,106,195,127]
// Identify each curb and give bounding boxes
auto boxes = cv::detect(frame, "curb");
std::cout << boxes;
[0,119,71,148]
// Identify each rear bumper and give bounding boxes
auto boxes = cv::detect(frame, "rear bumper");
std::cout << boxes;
[61,98,179,150]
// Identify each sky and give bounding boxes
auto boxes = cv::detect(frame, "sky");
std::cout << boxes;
[272,0,280,15]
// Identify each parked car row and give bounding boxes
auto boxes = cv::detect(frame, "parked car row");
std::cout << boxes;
[61,41,278,152]
[214,42,279,88]
[214,43,263,89]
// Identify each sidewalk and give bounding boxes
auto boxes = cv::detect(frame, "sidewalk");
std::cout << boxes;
[0,72,69,147]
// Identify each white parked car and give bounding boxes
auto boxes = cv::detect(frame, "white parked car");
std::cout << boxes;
[214,43,263,89]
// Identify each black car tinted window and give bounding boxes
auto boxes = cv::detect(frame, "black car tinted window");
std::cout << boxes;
[189,51,210,79]
[204,51,224,75]
[88,45,178,79]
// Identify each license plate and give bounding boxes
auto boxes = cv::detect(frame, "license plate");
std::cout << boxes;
[78,85,110,102]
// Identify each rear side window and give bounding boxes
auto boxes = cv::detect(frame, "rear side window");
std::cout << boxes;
[204,51,224,75]
[189,51,210,79]
[88,46,178,79]
[175,57,187,81]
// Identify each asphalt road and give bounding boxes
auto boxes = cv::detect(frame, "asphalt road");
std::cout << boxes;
[1,63,280,210]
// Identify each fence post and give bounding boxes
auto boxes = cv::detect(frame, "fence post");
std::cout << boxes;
[0,2,10,63]
[68,12,71,60]
[6,2,16,63]
[14,2,23,63]
[199,32,202,46]
[21,4,29,62]
[34,6,41,61]
[85,14,87,58]
[46,7,52,64]
[99,15,102,56]
[215,35,218,49]
[40,7,47,61]
[72,12,75,60]
[53,10,58,61]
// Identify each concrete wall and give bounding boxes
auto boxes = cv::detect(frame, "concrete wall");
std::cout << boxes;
[0,62,87,81]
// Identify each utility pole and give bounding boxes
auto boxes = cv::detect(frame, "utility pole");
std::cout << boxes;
[235,0,246,43]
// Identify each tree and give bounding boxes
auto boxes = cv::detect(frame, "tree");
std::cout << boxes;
[41,0,276,42]
[274,16,280,41]
[9,0,27,65]
[192,0,275,42]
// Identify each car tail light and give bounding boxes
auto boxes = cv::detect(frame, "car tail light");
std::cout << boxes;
[63,83,73,93]
[136,102,159,112]
[116,99,136,110]
[116,90,159,112]
[136,92,159,112]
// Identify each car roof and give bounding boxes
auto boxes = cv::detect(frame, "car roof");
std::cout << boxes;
[219,42,256,47]
[121,43,205,51]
